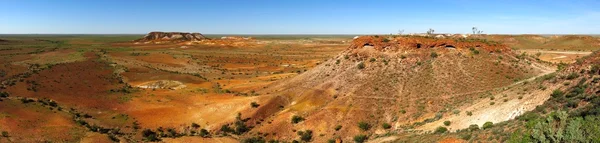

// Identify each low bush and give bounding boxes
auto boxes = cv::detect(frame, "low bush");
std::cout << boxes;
[435,126,448,133]
[444,121,451,126]
[357,62,365,69]
[354,134,368,143]
[431,52,439,58]
[291,115,305,124]
[334,125,342,131]
[358,121,371,131]
[468,124,479,131]
[551,89,564,98]
[482,122,494,129]
[382,123,392,129]
[297,130,313,142]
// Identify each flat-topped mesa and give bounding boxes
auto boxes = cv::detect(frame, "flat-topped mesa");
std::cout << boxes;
[349,35,511,52]
[134,32,208,43]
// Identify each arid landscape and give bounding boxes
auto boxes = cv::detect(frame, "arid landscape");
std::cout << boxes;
[3,1,600,142]
[1,32,600,143]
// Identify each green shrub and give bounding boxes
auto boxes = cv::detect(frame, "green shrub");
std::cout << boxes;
[250,102,260,108]
[470,47,480,55]
[221,125,233,133]
[382,123,392,129]
[369,58,376,62]
[466,111,473,116]
[591,64,600,74]
[358,121,371,131]
[1,131,7,137]
[0,92,8,98]
[444,121,451,126]
[453,110,460,115]
[242,136,266,143]
[468,124,479,131]
[291,115,305,124]
[191,123,200,128]
[482,122,494,129]
[199,129,210,138]
[142,129,160,142]
[567,99,579,108]
[566,73,579,80]
[430,52,439,58]
[334,125,342,131]
[357,62,365,69]
[297,130,313,142]
[353,134,368,143]
[460,134,472,140]
[551,89,564,98]
[435,126,448,133]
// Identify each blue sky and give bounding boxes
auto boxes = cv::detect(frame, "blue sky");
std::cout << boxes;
[1,0,599,34]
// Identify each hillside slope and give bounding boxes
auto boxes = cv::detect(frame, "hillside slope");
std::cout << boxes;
[484,35,600,51]
[391,51,600,142]
[242,36,548,142]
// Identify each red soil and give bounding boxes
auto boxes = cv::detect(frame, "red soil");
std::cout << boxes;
[349,36,510,52]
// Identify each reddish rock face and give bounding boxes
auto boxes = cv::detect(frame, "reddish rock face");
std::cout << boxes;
[349,35,511,52]
[134,32,208,43]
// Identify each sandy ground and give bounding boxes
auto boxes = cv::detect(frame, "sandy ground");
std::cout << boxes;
[517,49,592,63]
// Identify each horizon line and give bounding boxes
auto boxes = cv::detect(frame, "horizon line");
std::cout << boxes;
[1,33,600,36]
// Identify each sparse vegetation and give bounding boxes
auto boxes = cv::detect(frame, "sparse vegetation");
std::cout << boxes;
[430,52,438,58]
[357,62,365,69]
[382,123,392,129]
[482,122,493,129]
[443,121,451,126]
[251,102,260,108]
[435,126,448,133]
[358,121,371,131]
[1,28,599,143]
[353,134,368,143]
[468,124,479,131]
[297,130,313,142]
[292,115,305,124]
[335,125,342,131]
[142,129,161,142]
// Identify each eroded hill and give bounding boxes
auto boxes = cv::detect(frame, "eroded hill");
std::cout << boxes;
[133,32,208,44]
[239,35,551,142]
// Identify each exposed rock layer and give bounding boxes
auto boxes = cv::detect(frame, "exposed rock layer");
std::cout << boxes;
[134,32,208,43]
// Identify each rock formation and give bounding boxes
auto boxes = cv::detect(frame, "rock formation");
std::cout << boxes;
[134,32,208,43]
[349,35,510,52]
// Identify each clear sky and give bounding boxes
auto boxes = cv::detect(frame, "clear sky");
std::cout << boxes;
[1,0,599,34]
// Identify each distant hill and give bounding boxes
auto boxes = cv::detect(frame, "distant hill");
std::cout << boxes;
[133,32,208,44]
[484,35,600,51]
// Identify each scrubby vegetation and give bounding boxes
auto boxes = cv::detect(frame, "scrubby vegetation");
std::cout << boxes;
[358,121,371,131]
[353,134,368,143]
[297,130,313,142]
[435,126,448,133]
[291,115,305,124]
